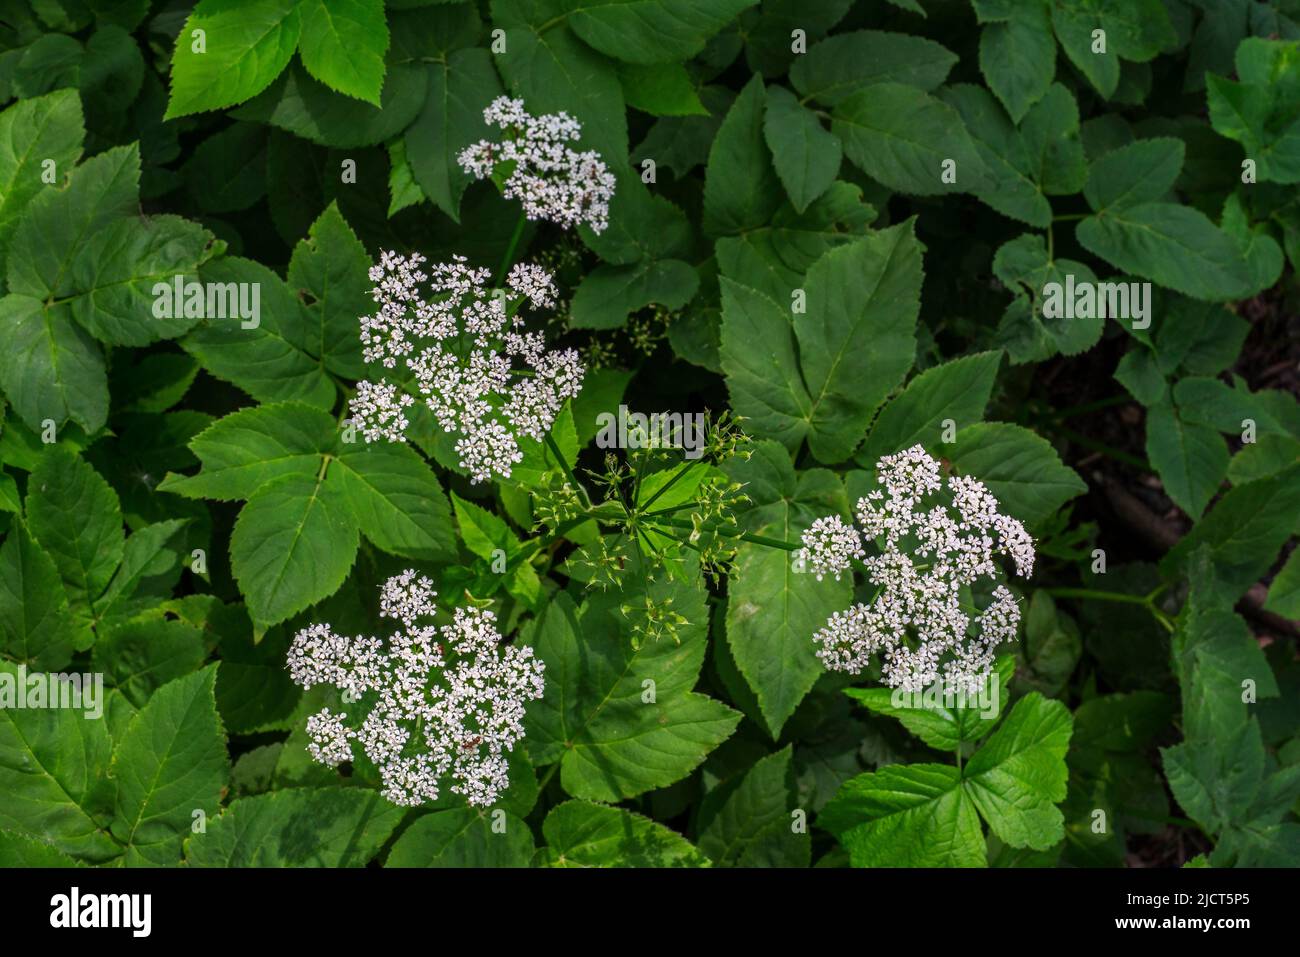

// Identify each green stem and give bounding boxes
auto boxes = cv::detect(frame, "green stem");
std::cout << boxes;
[1046,587,1175,633]
[1053,423,1149,470]
[1045,587,1151,606]
[545,431,589,507]
[655,517,799,551]
[495,212,528,286]
[1052,212,1089,221]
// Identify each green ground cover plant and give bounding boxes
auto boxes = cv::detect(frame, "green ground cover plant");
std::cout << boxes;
[0,0,1298,869]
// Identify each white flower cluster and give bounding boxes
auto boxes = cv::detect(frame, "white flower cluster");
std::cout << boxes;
[350,250,584,483]
[286,570,546,808]
[797,445,1035,695]
[458,96,616,233]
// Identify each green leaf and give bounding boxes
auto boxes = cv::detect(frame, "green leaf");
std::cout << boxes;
[0,519,84,670]
[523,587,740,802]
[491,13,626,165]
[234,61,427,149]
[832,83,989,196]
[763,85,840,214]
[0,660,118,863]
[846,657,1014,752]
[725,442,850,735]
[181,257,337,409]
[94,618,205,709]
[165,0,302,119]
[334,442,456,561]
[386,139,424,217]
[1077,202,1257,302]
[213,608,300,733]
[297,0,389,106]
[859,351,1001,463]
[1084,138,1184,212]
[617,61,706,116]
[797,222,924,463]
[567,0,757,64]
[1206,39,1300,184]
[157,402,336,502]
[1145,400,1229,519]
[718,278,812,452]
[408,50,504,218]
[387,807,534,867]
[230,472,360,632]
[27,447,123,616]
[947,423,1086,527]
[68,215,217,346]
[1162,464,1300,601]
[978,3,1055,123]
[714,180,875,301]
[1264,549,1300,620]
[991,233,1102,358]
[110,665,229,865]
[0,89,84,265]
[187,787,403,866]
[963,692,1073,850]
[703,74,781,237]
[789,30,957,106]
[403,48,502,222]
[698,746,809,867]
[183,123,268,214]
[285,202,370,380]
[0,829,83,867]
[537,800,708,867]
[0,294,107,433]
[820,764,985,867]
[569,259,698,330]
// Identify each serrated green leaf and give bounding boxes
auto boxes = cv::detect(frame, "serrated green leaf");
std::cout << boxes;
[0,660,118,863]
[947,422,1086,527]
[297,0,389,106]
[187,787,402,866]
[523,585,740,802]
[165,0,302,119]
[832,82,989,196]
[387,807,533,867]
[567,0,757,65]
[537,799,708,867]
[790,30,956,106]
[698,746,809,867]
[110,665,228,865]
[725,442,850,735]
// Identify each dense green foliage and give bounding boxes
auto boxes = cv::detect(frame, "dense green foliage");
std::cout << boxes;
[0,0,1298,869]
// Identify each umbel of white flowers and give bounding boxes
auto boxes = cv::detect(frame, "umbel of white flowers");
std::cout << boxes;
[286,571,545,808]
[458,96,617,233]
[798,445,1035,696]
[349,251,584,483]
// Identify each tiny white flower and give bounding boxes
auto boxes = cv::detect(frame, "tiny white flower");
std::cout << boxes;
[287,572,546,808]
[807,445,1035,695]
[458,96,616,233]
[350,250,584,483]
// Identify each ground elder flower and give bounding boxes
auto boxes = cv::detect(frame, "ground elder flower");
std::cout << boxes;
[801,445,1035,695]
[350,250,585,483]
[458,96,616,233]
[797,515,863,581]
[286,571,545,808]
